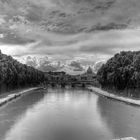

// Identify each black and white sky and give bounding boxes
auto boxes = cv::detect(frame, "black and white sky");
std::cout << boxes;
[1,0,140,72]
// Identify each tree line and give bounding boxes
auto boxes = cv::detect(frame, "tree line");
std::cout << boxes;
[0,51,45,92]
[97,51,140,91]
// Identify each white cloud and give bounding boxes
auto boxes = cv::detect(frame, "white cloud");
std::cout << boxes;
[1,29,140,66]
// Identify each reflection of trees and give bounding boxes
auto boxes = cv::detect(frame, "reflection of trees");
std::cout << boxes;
[97,96,140,139]
[0,90,44,139]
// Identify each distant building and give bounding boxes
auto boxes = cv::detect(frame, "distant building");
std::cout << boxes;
[86,66,93,74]
[79,66,96,81]
[44,71,68,82]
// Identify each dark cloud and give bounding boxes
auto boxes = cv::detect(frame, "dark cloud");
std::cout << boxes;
[80,45,115,55]
[0,0,140,72]
[0,34,35,45]
[0,28,36,45]
[2,29,140,64]
[1,0,140,34]
[25,4,45,22]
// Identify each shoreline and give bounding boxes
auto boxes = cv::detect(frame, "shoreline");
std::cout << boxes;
[88,87,140,106]
[113,137,137,140]
[0,87,41,107]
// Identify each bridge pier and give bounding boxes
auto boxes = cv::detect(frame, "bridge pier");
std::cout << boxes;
[71,83,75,88]
[51,83,56,87]
[61,83,66,88]
[82,83,86,88]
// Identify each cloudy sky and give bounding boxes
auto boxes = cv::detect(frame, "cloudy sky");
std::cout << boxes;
[1,0,140,71]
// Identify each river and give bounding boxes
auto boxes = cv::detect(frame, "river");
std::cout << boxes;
[0,88,140,140]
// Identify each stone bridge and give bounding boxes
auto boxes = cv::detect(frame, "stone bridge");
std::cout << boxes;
[46,80,95,88]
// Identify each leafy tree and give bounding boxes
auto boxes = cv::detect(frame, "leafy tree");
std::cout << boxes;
[0,51,46,92]
[97,51,140,92]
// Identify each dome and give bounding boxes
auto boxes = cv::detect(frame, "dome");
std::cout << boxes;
[86,66,93,74]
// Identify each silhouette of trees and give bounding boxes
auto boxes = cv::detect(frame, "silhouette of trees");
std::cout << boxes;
[97,51,140,91]
[0,51,45,91]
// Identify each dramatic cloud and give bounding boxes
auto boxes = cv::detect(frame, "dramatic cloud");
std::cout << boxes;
[1,29,140,65]
[1,0,140,71]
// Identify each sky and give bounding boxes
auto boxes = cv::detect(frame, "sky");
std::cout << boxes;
[1,29,140,63]
[1,0,140,70]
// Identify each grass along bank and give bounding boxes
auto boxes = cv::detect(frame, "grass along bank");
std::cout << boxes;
[0,87,41,107]
[88,87,140,106]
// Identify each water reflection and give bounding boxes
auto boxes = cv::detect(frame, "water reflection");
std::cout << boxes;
[97,96,140,139]
[0,89,45,140]
[0,88,139,140]
[1,88,113,140]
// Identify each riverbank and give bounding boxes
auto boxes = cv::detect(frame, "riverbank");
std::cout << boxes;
[0,87,41,107]
[88,87,140,106]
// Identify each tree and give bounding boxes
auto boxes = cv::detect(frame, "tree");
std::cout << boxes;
[97,51,140,92]
[0,51,47,92]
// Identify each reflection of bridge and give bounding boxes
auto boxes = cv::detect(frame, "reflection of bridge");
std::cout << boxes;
[46,80,95,88]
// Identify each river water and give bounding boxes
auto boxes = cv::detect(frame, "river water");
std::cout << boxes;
[0,88,140,140]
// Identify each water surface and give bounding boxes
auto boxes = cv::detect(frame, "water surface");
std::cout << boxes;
[0,88,140,140]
